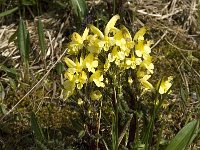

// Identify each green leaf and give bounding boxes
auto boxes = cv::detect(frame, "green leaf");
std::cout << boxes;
[165,120,199,150]
[30,112,45,142]
[37,18,46,59]
[78,130,85,138]
[55,62,65,74]
[8,77,17,90]
[0,7,18,18]
[20,0,36,5]
[0,103,7,114]
[17,19,29,67]
[0,63,17,77]
[70,0,88,22]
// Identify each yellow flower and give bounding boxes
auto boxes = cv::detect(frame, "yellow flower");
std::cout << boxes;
[87,34,105,54]
[135,41,152,59]
[121,25,134,49]
[68,27,89,54]
[90,25,104,39]
[108,46,125,64]
[64,57,87,90]
[104,14,120,36]
[158,76,173,94]
[89,15,120,52]
[114,26,134,56]
[139,75,154,91]
[140,55,154,74]
[84,53,98,73]
[134,27,147,41]
[90,70,105,87]
[76,71,87,89]
[64,57,84,73]
[114,30,127,50]
[124,55,142,69]
[90,90,102,100]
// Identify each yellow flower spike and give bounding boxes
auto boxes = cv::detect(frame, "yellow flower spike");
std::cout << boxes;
[158,76,173,94]
[84,53,98,73]
[105,14,120,36]
[134,27,147,41]
[89,25,104,39]
[90,70,105,87]
[90,90,102,101]
[64,57,76,68]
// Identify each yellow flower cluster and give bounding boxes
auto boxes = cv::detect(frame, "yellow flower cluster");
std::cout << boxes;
[63,15,172,99]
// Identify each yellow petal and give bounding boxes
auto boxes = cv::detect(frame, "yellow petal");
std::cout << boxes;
[105,14,120,36]
[64,57,76,68]
[90,25,104,39]
[134,27,147,41]
[71,32,82,43]
[82,27,89,40]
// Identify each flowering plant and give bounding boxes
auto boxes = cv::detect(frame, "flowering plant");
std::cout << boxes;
[62,15,173,149]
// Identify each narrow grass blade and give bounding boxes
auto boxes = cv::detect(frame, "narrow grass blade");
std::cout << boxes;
[30,112,45,143]
[37,18,46,59]
[8,29,18,43]
[0,82,5,101]
[0,63,17,77]
[17,19,29,67]
[165,120,199,150]
[70,0,88,22]
[25,31,30,64]
[21,0,36,5]
[0,7,18,17]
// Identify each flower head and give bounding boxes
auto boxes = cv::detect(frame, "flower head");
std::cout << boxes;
[68,27,89,54]
[84,53,98,73]
[90,70,105,87]
[158,76,173,94]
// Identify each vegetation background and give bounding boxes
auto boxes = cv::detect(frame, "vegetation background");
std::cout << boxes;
[0,0,200,149]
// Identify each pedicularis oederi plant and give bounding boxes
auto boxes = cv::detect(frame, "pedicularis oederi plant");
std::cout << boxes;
[62,14,173,148]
